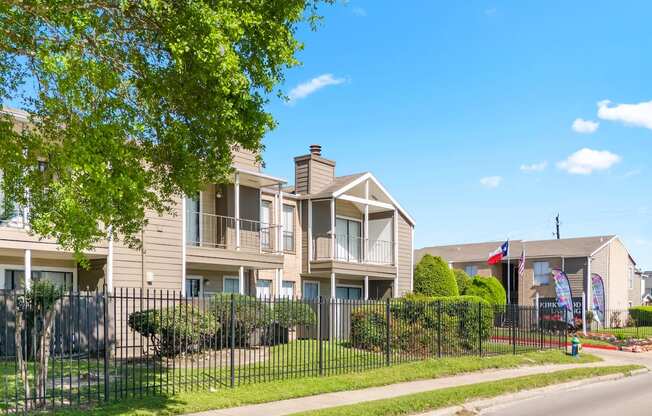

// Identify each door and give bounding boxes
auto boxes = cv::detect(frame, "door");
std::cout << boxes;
[186,194,200,246]
[303,281,320,300]
[334,286,363,340]
[335,218,362,262]
[260,201,272,250]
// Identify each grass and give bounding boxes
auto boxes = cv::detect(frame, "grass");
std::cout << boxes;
[291,365,644,416]
[595,326,652,338]
[45,350,600,416]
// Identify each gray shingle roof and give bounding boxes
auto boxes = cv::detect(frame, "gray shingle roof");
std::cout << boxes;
[416,235,616,263]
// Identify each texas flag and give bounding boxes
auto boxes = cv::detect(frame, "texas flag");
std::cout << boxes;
[487,241,509,265]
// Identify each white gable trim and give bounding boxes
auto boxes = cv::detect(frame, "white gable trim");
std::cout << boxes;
[332,173,415,226]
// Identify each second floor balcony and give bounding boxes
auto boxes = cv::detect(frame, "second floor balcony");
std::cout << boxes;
[312,233,395,266]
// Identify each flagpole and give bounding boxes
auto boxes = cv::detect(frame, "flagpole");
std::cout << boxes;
[507,239,510,305]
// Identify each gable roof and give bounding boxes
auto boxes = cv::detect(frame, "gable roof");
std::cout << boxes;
[416,235,617,263]
[299,172,415,226]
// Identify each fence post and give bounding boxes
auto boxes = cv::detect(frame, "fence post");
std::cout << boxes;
[385,298,391,367]
[437,300,442,358]
[478,302,482,357]
[511,305,516,355]
[102,286,110,402]
[318,296,323,377]
[230,294,236,388]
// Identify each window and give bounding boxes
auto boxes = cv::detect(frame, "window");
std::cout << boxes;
[256,279,272,298]
[185,278,201,298]
[281,281,294,298]
[335,217,362,262]
[4,269,73,290]
[185,193,200,246]
[282,204,295,252]
[260,201,272,250]
[465,265,478,276]
[533,262,550,285]
[629,267,634,290]
[336,286,362,300]
[223,277,240,294]
[303,281,319,300]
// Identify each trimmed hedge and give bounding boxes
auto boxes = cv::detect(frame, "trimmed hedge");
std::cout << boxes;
[453,269,472,295]
[350,295,493,355]
[465,275,506,306]
[273,300,317,327]
[210,294,273,346]
[129,305,220,356]
[414,255,459,297]
[629,306,652,325]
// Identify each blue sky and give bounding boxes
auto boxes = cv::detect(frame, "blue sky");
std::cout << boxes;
[261,1,652,269]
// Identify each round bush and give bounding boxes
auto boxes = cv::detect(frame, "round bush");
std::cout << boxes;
[629,306,652,326]
[350,305,387,351]
[414,255,459,297]
[273,300,317,327]
[210,293,273,346]
[453,269,472,294]
[465,275,506,306]
[129,305,220,357]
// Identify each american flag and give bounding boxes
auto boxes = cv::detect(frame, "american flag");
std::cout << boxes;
[518,249,526,279]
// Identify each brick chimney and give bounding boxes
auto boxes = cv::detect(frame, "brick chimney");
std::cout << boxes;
[294,144,335,195]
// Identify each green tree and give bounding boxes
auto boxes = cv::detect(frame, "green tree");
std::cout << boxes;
[465,275,506,306]
[0,1,331,260]
[414,254,459,297]
[453,269,472,294]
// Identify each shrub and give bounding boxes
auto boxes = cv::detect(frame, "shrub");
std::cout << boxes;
[129,305,220,357]
[414,255,459,297]
[273,300,317,327]
[351,295,492,354]
[629,306,652,326]
[210,293,273,346]
[465,275,506,306]
[453,269,472,294]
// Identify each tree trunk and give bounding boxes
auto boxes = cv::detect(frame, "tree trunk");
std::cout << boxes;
[35,309,56,408]
[15,309,31,410]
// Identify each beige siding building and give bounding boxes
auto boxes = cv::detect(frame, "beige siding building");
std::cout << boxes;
[1,111,415,300]
[416,236,638,310]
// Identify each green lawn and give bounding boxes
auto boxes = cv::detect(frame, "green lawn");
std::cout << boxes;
[45,350,599,416]
[291,365,644,416]
[595,326,652,338]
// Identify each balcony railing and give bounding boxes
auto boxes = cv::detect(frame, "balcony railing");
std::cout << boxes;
[312,233,395,265]
[187,212,284,254]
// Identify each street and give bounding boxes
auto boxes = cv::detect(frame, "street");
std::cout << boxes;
[480,371,652,416]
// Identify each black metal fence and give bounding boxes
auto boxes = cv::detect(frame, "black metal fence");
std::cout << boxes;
[0,289,567,413]
[583,307,652,341]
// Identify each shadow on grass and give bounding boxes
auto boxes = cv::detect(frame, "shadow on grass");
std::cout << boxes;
[30,395,190,416]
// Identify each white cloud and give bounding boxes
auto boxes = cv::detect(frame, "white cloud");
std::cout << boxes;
[480,176,502,188]
[572,118,599,134]
[520,161,548,172]
[557,148,621,175]
[623,169,641,178]
[352,6,367,16]
[287,74,345,103]
[597,99,652,130]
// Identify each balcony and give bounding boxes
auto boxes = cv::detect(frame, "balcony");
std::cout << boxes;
[187,212,286,254]
[312,233,395,266]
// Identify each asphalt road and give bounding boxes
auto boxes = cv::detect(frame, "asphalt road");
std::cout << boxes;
[480,371,652,416]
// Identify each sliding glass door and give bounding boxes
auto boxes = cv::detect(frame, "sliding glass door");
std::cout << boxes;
[335,218,361,262]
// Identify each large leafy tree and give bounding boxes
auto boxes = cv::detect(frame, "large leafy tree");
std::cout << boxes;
[0,1,329,260]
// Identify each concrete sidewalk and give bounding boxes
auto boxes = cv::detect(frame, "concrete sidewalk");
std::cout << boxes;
[185,357,630,416]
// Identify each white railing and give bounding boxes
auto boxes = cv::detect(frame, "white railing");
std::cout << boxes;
[187,212,285,253]
[312,233,395,265]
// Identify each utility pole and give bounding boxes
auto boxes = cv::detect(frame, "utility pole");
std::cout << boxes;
[555,214,560,240]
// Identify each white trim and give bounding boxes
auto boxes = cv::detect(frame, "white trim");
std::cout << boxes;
[238,266,245,295]
[330,272,336,299]
[235,173,241,250]
[337,194,394,210]
[181,197,187,297]
[235,167,287,185]
[107,228,114,293]
[330,199,336,260]
[331,172,415,226]
[185,274,204,298]
[308,199,313,270]
[393,210,399,297]
[590,236,616,257]
[24,249,31,290]
[303,279,321,299]
[198,191,203,245]
[410,226,414,292]
[364,276,369,300]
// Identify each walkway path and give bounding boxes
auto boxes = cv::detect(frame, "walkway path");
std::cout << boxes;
[185,354,634,416]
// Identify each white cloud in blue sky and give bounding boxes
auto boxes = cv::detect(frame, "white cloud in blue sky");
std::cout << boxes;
[352,7,367,17]
[480,176,502,188]
[572,118,599,134]
[557,148,621,175]
[520,161,548,172]
[597,99,652,130]
[287,74,345,103]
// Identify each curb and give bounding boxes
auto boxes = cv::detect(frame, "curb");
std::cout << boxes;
[421,367,649,416]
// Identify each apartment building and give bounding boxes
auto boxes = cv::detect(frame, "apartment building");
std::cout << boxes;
[0,109,415,299]
[416,236,638,310]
